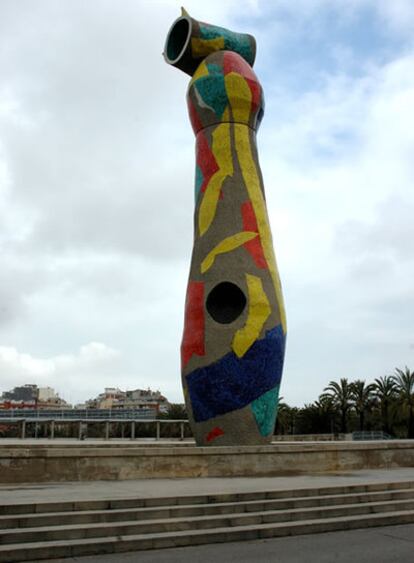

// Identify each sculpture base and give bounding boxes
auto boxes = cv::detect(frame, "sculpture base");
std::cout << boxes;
[0,440,413,483]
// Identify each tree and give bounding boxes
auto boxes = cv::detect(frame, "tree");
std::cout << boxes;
[321,378,353,433]
[350,380,375,431]
[274,400,298,435]
[158,403,187,420]
[296,397,335,435]
[392,367,414,439]
[373,375,397,435]
[316,395,337,434]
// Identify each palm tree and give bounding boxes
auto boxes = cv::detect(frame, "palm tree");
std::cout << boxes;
[373,376,397,435]
[392,367,414,438]
[316,395,337,434]
[274,398,289,435]
[350,380,375,431]
[158,403,187,420]
[321,378,352,433]
[298,396,336,435]
[275,400,298,436]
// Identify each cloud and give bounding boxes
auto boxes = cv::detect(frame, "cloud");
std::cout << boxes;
[0,342,120,403]
[336,197,414,264]
[258,26,414,404]
[0,1,195,260]
[377,0,414,34]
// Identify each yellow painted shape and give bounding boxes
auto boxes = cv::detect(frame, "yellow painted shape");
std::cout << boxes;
[201,231,258,274]
[225,72,252,123]
[198,123,233,236]
[233,274,271,358]
[222,107,230,121]
[190,60,209,85]
[234,124,287,333]
[181,7,190,17]
[191,36,225,58]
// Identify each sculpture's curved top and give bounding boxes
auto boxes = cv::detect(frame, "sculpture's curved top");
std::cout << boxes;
[163,7,256,76]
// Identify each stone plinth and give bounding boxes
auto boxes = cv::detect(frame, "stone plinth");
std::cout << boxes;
[0,441,413,483]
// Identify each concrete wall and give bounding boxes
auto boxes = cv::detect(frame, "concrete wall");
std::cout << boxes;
[1,441,413,483]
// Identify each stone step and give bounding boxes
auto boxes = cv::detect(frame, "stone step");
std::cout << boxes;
[1,487,414,530]
[1,509,414,562]
[2,480,413,516]
[1,497,414,545]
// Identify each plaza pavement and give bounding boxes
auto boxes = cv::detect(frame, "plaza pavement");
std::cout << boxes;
[45,523,414,563]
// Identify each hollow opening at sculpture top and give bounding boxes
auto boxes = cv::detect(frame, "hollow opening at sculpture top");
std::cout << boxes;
[206,282,246,324]
[166,18,190,62]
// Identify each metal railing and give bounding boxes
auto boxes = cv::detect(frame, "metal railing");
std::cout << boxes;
[352,431,393,441]
[0,418,190,441]
[0,408,157,420]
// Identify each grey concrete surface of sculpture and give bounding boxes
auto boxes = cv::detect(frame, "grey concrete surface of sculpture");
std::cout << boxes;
[163,9,287,446]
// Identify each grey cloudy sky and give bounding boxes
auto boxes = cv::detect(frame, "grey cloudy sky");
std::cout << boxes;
[0,0,413,406]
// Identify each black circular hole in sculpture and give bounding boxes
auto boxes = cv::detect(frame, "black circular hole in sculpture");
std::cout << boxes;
[166,18,190,62]
[206,282,247,324]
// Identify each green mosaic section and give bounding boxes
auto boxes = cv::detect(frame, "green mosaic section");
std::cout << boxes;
[199,24,254,66]
[195,164,203,202]
[251,385,280,437]
[194,75,228,118]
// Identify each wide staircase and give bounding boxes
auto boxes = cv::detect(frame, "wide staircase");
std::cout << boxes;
[1,481,414,561]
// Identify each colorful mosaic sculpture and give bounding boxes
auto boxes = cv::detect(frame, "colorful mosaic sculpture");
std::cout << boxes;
[164,9,286,446]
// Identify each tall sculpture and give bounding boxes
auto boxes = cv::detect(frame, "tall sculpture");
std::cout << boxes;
[164,9,286,446]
